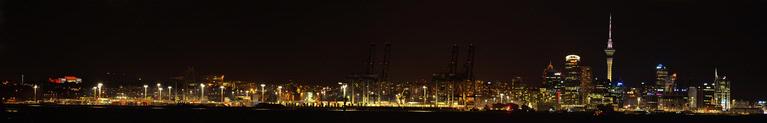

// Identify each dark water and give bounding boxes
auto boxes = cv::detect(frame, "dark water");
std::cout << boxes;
[2,105,765,123]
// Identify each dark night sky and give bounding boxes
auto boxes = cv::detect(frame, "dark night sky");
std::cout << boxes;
[1,0,765,99]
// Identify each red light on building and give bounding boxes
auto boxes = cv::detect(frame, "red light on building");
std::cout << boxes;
[48,78,63,84]
[49,76,82,84]
[65,76,77,80]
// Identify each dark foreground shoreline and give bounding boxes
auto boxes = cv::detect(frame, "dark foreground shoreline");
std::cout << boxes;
[2,104,765,123]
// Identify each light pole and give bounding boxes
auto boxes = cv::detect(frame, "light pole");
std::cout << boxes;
[97,83,103,99]
[277,86,282,103]
[499,93,505,103]
[158,87,163,100]
[156,83,161,99]
[260,84,266,102]
[33,85,38,102]
[422,86,427,104]
[143,85,149,99]
[340,83,348,106]
[249,88,254,101]
[220,86,225,102]
[200,84,206,102]
[341,84,347,102]
[167,86,173,101]
[92,87,97,98]
[637,97,642,109]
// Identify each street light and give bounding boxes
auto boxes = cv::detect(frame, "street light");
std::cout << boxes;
[92,87,98,98]
[638,97,642,109]
[422,86,427,104]
[341,84,347,100]
[260,84,266,102]
[200,84,206,101]
[499,93,505,103]
[143,85,149,99]
[245,90,250,100]
[33,85,38,102]
[249,88,254,101]
[159,87,164,100]
[167,86,173,101]
[220,86,225,102]
[156,83,161,99]
[97,83,103,99]
[277,86,283,103]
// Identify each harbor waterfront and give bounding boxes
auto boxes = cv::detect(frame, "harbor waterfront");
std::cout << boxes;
[3,104,766,123]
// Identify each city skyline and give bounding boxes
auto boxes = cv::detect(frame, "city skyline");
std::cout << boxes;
[3,1,767,122]
[1,0,765,101]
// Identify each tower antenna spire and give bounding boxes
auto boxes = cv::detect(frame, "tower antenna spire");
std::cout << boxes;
[715,67,719,79]
[608,12,614,49]
[548,60,553,66]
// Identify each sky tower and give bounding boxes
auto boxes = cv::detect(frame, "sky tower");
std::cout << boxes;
[605,13,616,82]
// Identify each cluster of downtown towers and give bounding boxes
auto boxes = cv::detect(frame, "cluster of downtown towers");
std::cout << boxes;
[541,15,732,112]
[347,14,733,111]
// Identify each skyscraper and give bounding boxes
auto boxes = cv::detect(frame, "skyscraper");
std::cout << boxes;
[701,82,717,110]
[543,62,563,106]
[654,64,670,110]
[564,55,581,82]
[607,80,625,109]
[542,62,562,90]
[688,87,698,110]
[562,55,582,108]
[579,65,594,109]
[605,13,616,82]
[654,64,688,111]
[655,64,673,93]
[640,81,658,110]
[713,68,731,111]
[580,66,593,96]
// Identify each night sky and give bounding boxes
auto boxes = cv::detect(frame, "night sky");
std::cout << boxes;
[1,0,765,99]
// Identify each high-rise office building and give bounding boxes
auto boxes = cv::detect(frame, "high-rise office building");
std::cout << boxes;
[543,62,563,90]
[625,87,640,109]
[701,82,717,110]
[713,68,731,111]
[655,64,673,93]
[542,62,564,108]
[607,81,625,109]
[640,81,658,110]
[579,66,596,109]
[587,77,610,108]
[562,55,582,108]
[688,87,698,109]
[654,64,684,111]
[580,66,593,96]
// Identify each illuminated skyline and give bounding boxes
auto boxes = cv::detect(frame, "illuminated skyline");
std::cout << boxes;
[1,0,764,100]
[2,1,767,123]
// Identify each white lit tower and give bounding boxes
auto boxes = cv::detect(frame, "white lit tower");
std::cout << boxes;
[605,13,616,82]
